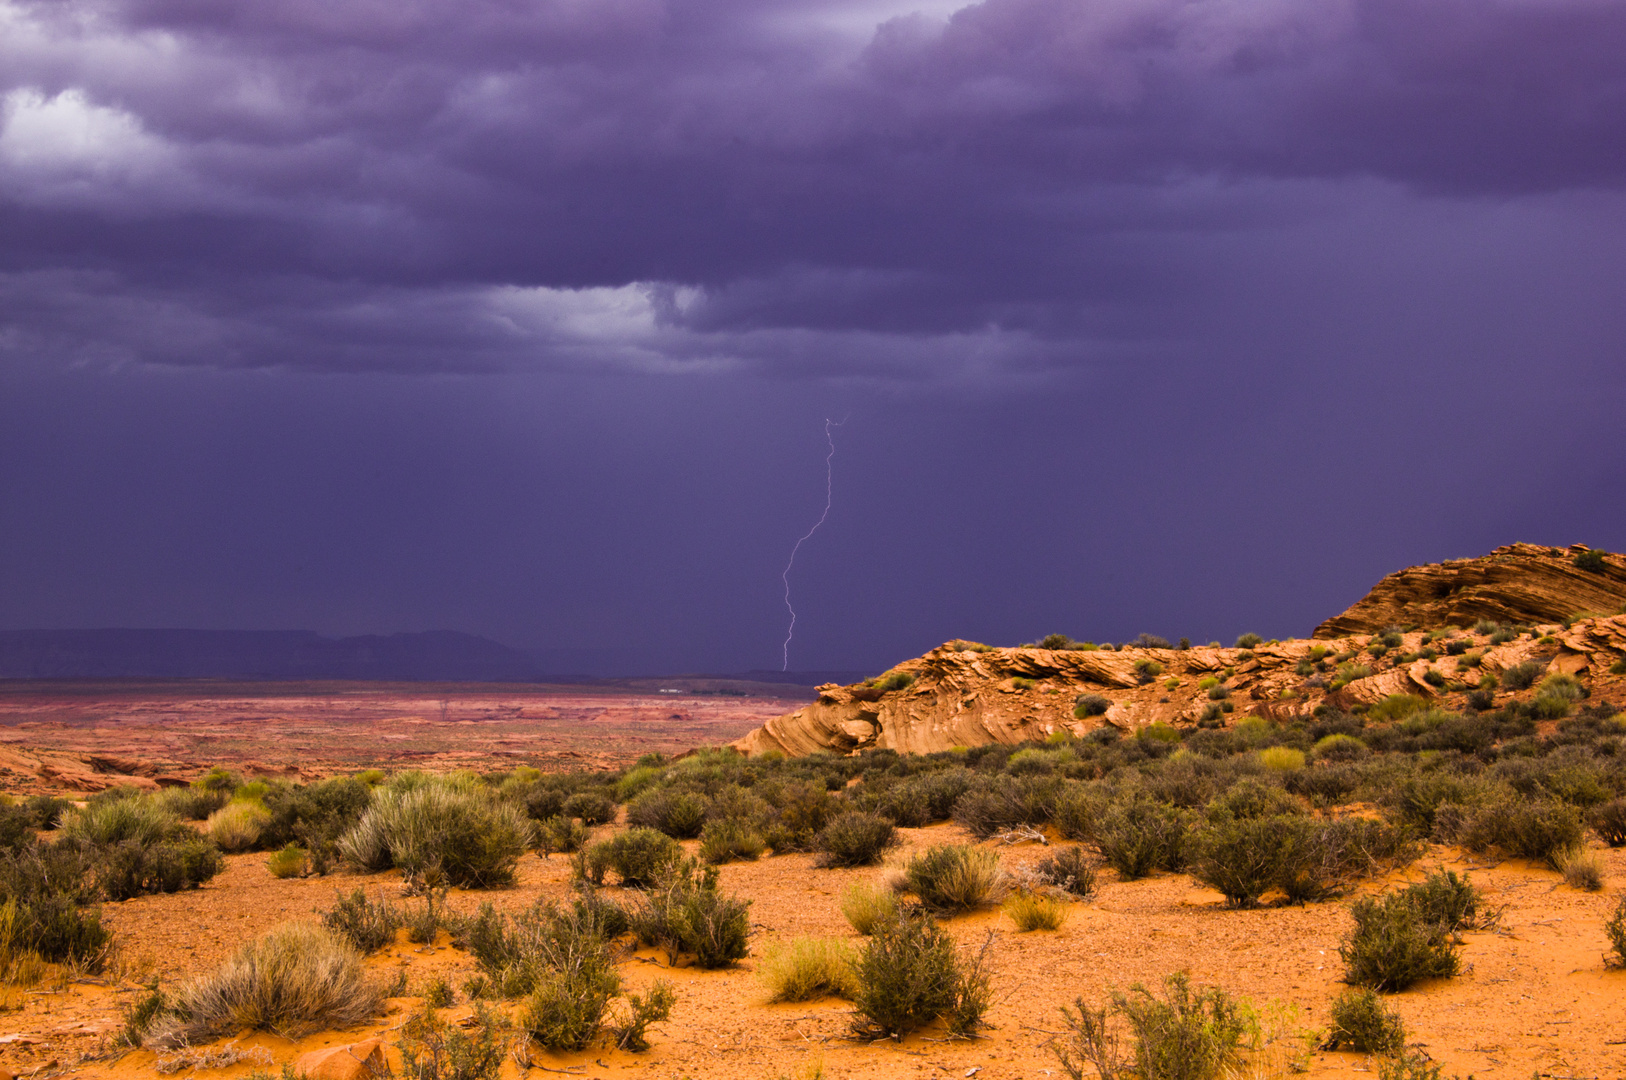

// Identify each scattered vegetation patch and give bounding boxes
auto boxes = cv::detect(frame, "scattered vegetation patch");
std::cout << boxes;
[758,937,858,1002]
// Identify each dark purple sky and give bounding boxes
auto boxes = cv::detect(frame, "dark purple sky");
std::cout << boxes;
[3,0,1626,674]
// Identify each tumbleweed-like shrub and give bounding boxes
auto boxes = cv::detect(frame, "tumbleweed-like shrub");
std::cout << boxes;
[904,844,1005,912]
[338,778,531,888]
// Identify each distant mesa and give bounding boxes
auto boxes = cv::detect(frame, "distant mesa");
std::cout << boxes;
[734,542,1626,757]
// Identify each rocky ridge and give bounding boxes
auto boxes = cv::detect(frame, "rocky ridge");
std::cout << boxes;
[733,544,1626,757]
[1314,542,1626,637]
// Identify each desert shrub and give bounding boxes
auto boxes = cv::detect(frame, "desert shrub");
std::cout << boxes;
[266,844,307,879]
[609,981,676,1052]
[952,774,1062,837]
[1188,815,1319,908]
[1095,801,1191,879]
[0,845,112,967]
[60,796,175,848]
[258,777,372,868]
[762,780,838,853]
[1205,779,1300,823]
[1500,660,1546,691]
[581,828,681,888]
[1004,890,1068,931]
[850,910,991,1039]
[1323,987,1405,1054]
[1313,734,1369,762]
[1591,798,1626,846]
[397,1000,507,1080]
[1560,848,1604,891]
[1034,846,1098,897]
[626,787,708,839]
[698,818,766,864]
[519,916,622,1051]
[321,888,402,954]
[193,767,240,793]
[154,786,227,821]
[1606,895,1626,968]
[1385,770,1493,834]
[630,861,751,968]
[1460,797,1584,869]
[1340,893,1460,991]
[1206,684,1231,701]
[1258,747,1305,772]
[421,976,456,1009]
[91,831,225,901]
[143,923,382,1046]
[813,812,898,868]
[338,779,531,888]
[904,844,1005,912]
[1053,786,1106,841]
[1055,974,1248,1080]
[0,802,36,854]
[534,815,589,857]
[1400,869,1483,932]
[1575,548,1608,573]
[1235,633,1262,649]
[1134,660,1165,684]
[1074,693,1111,719]
[840,881,899,935]
[208,800,272,852]
[758,937,858,1002]
[563,791,617,826]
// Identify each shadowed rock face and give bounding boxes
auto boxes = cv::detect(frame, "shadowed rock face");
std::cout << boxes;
[1313,543,1626,638]
[734,544,1626,757]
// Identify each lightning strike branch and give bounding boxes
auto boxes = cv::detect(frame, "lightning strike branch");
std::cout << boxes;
[781,418,845,671]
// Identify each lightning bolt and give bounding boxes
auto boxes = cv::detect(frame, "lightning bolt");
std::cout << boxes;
[781,417,846,671]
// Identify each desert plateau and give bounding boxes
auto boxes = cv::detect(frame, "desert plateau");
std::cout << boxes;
[3,545,1626,1080]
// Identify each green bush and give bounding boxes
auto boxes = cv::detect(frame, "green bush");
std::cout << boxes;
[520,918,622,1051]
[1095,801,1190,879]
[142,923,383,1046]
[758,937,858,1002]
[1056,974,1249,1080]
[813,811,898,868]
[320,888,403,954]
[1235,634,1263,649]
[630,861,751,968]
[208,800,271,852]
[1400,869,1483,931]
[698,817,766,864]
[1188,815,1319,908]
[579,828,681,888]
[1323,987,1405,1053]
[626,787,707,839]
[563,791,617,826]
[1500,660,1546,691]
[0,844,112,967]
[154,786,227,822]
[266,843,307,879]
[1460,797,1584,869]
[1605,894,1626,969]
[338,779,531,888]
[535,814,589,857]
[850,910,991,1039]
[1574,548,1608,573]
[397,1000,508,1080]
[1074,693,1111,719]
[1340,892,1460,991]
[1591,798,1626,847]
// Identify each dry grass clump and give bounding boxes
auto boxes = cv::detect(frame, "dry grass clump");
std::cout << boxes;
[142,922,383,1047]
[757,937,858,1002]
[1560,847,1604,891]
[208,801,271,853]
[839,881,899,936]
[1004,890,1069,931]
[903,844,1006,912]
[339,777,531,888]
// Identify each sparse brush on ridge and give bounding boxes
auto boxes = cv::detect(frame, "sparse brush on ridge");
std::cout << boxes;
[140,922,383,1047]
[758,937,858,1002]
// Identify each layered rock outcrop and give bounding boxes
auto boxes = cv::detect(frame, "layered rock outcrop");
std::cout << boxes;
[734,544,1626,757]
[1314,543,1626,638]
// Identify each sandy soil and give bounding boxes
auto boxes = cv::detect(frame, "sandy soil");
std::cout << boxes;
[0,682,797,790]
[3,823,1622,1080]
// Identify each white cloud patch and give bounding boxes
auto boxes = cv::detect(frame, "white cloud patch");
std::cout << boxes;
[0,86,185,208]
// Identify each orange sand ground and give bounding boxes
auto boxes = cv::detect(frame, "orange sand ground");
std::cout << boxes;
[3,821,1623,1080]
